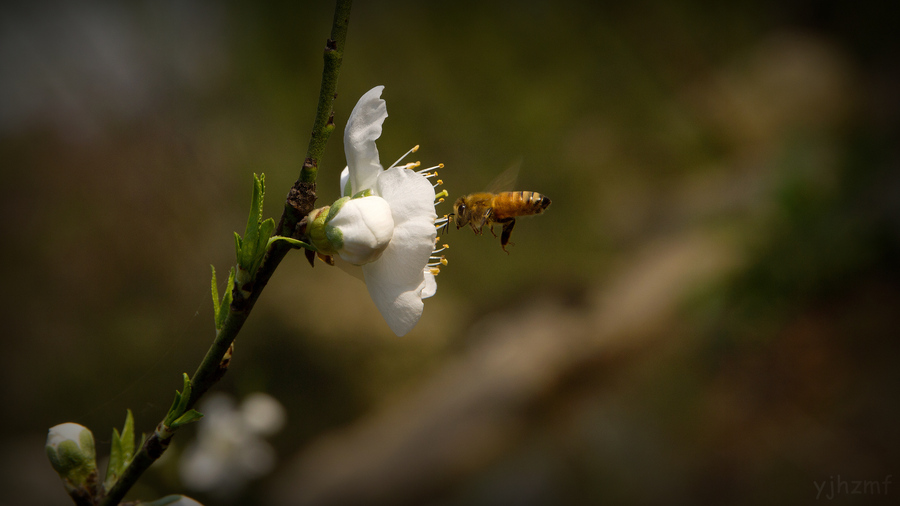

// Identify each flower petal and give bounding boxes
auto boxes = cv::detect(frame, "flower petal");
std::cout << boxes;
[339,166,351,197]
[362,168,439,336]
[421,269,437,299]
[344,86,387,195]
[374,165,438,225]
[363,246,431,336]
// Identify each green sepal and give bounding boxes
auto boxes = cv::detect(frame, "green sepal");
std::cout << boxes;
[325,225,344,251]
[51,440,96,480]
[351,189,372,199]
[306,207,335,254]
[46,426,97,487]
[170,409,204,429]
[326,196,350,223]
[104,410,135,490]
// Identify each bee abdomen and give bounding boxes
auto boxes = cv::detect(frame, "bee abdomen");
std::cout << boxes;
[518,191,551,213]
[493,191,552,219]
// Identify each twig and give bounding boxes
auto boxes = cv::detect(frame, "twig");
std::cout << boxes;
[98,1,352,504]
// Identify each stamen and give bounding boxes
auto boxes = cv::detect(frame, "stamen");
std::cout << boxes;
[404,161,421,170]
[389,145,420,169]
[417,163,443,174]
[432,244,449,254]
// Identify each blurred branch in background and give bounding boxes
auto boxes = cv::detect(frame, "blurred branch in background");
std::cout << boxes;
[268,230,738,506]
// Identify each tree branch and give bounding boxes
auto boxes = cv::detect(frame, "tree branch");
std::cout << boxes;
[98,1,353,504]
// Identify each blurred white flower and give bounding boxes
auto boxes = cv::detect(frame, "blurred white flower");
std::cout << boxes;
[179,393,286,499]
[309,85,449,336]
[142,494,205,506]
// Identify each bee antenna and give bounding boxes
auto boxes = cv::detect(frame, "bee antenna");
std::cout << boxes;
[443,213,454,234]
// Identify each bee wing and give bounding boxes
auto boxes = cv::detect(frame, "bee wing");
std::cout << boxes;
[485,158,522,193]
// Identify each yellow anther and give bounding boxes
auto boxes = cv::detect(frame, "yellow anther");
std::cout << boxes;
[430,267,441,276]
[442,244,449,249]
[441,257,448,266]
[436,179,443,185]
[438,163,445,168]
[412,145,420,152]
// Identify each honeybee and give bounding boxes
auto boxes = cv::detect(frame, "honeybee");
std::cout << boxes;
[452,191,551,252]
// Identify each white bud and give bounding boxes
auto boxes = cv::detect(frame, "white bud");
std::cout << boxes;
[46,423,99,496]
[326,196,394,265]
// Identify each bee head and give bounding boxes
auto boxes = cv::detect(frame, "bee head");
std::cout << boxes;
[452,197,467,228]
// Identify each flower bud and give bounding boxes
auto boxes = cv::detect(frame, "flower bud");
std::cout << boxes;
[307,196,395,265]
[46,423,99,498]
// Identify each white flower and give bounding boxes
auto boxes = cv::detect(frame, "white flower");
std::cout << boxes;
[179,393,286,498]
[143,495,205,506]
[309,86,449,336]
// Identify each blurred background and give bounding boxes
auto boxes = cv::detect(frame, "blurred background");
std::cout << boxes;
[2,0,898,504]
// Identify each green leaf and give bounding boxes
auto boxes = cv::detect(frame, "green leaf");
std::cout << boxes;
[120,409,135,461]
[105,429,123,488]
[215,267,235,330]
[268,236,315,250]
[104,410,135,490]
[241,174,265,270]
[234,232,243,262]
[211,266,235,331]
[163,374,193,427]
[248,218,276,275]
[258,218,276,251]
[171,409,204,429]
[210,265,220,318]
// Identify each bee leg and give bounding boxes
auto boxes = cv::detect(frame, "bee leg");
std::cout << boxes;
[499,218,516,253]
[477,209,493,236]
